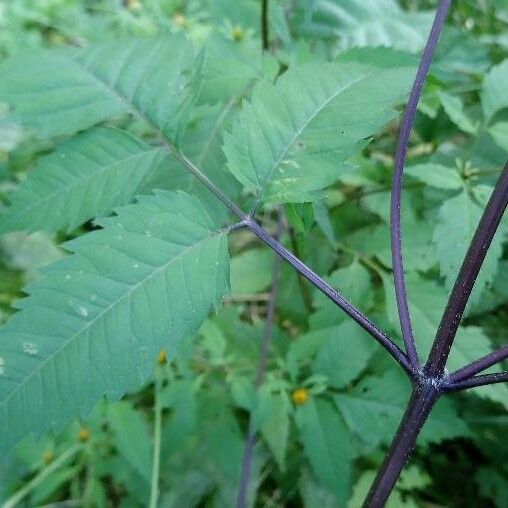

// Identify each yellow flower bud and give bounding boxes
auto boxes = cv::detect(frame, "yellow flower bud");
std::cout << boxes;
[157,349,167,365]
[172,13,187,28]
[43,451,54,464]
[292,388,309,405]
[232,26,244,42]
[78,427,90,442]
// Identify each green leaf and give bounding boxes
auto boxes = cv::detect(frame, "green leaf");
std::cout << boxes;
[433,190,502,302]
[296,0,433,53]
[254,385,291,471]
[312,320,376,389]
[335,370,469,449]
[405,163,464,190]
[224,62,414,204]
[230,248,273,295]
[0,191,229,454]
[0,35,194,138]
[295,398,351,504]
[482,60,508,122]
[0,128,167,234]
[489,122,508,152]
[437,91,478,135]
[108,400,152,483]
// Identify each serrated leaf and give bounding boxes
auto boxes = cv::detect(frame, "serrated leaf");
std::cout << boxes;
[0,191,229,454]
[108,400,152,483]
[224,62,414,204]
[296,0,433,53]
[489,122,508,152]
[335,370,469,450]
[0,36,194,138]
[0,128,167,234]
[295,398,351,504]
[437,91,478,135]
[482,59,508,122]
[405,163,464,190]
[433,190,502,302]
[230,248,273,295]
[313,320,375,389]
[254,386,291,471]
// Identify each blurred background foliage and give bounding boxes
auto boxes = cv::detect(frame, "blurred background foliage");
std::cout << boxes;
[0,0,507,506]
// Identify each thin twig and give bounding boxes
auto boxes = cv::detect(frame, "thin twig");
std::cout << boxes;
[390,0,452,371]
[426,162,508,377]
[446,371,508,391]
[2,445,82,508]
[237,211,283,508]
[149,368,163,508]
[245,218,412,374]
[449,344,508,383]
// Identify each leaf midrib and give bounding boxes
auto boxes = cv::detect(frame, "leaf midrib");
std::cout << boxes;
[251,69,376,206]
[0,229,225,409]
[4,148,163,232]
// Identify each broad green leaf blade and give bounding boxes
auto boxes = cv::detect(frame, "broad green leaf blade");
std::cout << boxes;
[405,163,464,190]
[489,122,508,152]
[224,62,414,204]
[295,398,351,504]
[312,320,375,389]
[254,386,291,471]
[437,91,478,135]
[108,400,152,484]
[0,191,229,454]
[295,0,433,53]
[0,128,167,234]
[0,36,194,138]
[230,248,273,295]
[335,370,469,450]
[482,60,508,123]
[433,190,502,302]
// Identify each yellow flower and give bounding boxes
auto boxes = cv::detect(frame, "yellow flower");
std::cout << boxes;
[43,451,54,464]
[232,26,244,42]
[157,349,167,365]
[292,388,309,405]
[78,427,91,442]
[172,13,187,28]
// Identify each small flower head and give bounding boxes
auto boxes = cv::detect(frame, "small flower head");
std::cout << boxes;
[78,427,91,442]
[172,13,187,28]
[292,388,309,405]
[43,451,55,464]
[157,349,167,365]
[231,26,245,42]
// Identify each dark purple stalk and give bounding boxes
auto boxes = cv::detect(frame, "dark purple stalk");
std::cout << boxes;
[390,0,451,371]
[364,383,441,507]
[261,0,269,51]
[237,212,283,508]
[449,344,508,383]
[426,162,508,376]
[447,371,508,391]
[245,218,412,373]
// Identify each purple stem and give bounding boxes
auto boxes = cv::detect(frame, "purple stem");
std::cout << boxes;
[449,344,508,383]
[426,162,508,377]
[237,212,283,508]
[390,0,452,371]
[446,371,508,391]
[363,383,441,507]
[245,218,412,374]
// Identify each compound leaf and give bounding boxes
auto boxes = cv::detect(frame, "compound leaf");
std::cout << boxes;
[0,35,194,139]
[224,62,414,204]
[0,128,167,234]
[0,191,229,454]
